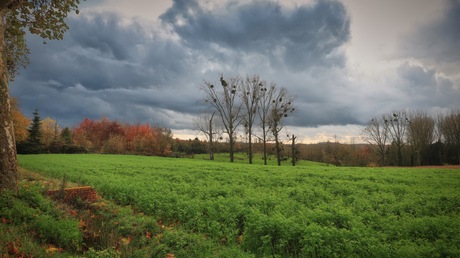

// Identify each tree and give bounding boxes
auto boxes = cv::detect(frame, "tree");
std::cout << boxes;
[201,75,243,162]
[10,97,30,142]
[257,82,276,165]
[240,75,261,164]
[439,110,460,164]
[27,109,42,146]
[362,115,390,166]
[61,127,72,144]
[73,117,125,153]
[385,110,409,166]
[40,117,61,147]
[268,87,294,166]
[1,0,81,191]
[407,111,435,166]
[194,112,221,160]
[289,134,297,166]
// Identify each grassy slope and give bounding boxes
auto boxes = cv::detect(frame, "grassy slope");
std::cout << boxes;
[15,154,460,257]
[1,167,250,257]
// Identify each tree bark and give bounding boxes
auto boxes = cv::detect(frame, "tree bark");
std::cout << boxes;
[0,9,18,192]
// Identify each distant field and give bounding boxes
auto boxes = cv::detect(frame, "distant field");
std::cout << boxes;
[18,154,460,257]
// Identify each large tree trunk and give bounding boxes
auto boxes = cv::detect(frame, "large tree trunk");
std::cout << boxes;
[0,9,18,192]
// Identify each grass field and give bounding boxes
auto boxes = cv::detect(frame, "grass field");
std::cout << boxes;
[16,154,460,257]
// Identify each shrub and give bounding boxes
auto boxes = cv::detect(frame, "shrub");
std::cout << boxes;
[34,215,83,251]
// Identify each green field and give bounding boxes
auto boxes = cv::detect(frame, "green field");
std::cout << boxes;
[18,154,460,257]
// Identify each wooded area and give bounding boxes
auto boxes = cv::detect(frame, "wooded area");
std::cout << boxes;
[11,98,460,167]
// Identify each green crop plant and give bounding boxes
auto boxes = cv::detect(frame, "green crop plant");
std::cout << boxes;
[18,154,460,257]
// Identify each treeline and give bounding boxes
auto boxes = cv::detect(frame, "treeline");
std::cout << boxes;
[12,97,460,166]
[15,108,175,156]
[362,109,460,166]
[296,142,372,167]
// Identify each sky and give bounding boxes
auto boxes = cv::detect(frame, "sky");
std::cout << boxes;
[10,0,460,143]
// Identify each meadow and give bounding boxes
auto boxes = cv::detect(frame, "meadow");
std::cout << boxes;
[17,154,460,257]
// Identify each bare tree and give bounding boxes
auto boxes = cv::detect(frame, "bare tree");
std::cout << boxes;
[257,82,276,165]
[385,110,409,166]
[407,111,435,166]
[268,88,294,166]
[201,75,243,162]
[362,115,389,166]
[240,75,261,164]
[194,112,221,160]
[439,109,460,164]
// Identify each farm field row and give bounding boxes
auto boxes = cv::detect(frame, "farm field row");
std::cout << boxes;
[18,154,460,257]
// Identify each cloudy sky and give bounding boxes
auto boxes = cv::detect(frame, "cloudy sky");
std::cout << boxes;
[10,0,460,143]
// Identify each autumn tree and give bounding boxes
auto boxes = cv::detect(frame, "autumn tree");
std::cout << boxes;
[40,117,60,147]
[73,118,125,152]
[73,119,174,156]
[268,88,294,166]
[362,115,390,166]
[201,75,243,162]
[10,97,29,142]
[0,0,81,191]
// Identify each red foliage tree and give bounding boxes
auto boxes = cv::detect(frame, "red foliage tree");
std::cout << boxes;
[73,117,125,152]
[72,118,173,156]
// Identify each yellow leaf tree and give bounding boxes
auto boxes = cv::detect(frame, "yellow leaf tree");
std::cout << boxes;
[10,97,30,142]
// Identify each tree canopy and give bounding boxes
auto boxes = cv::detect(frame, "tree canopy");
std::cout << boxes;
[0,0,82,191]
[2,0,81,79]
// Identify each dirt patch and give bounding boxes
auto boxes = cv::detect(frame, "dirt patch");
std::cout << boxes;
[47,186,99,203]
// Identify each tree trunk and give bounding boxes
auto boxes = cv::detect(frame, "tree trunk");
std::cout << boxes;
[262,126,267,165]
[275,133,281,166]
[209,114,214,160]
[229,134,234,162]
[248,127,253,164]
[291,135,296,166]
[0,9,19,192]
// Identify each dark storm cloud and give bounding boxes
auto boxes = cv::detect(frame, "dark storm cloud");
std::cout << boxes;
[161,0,350,70]
[21,12,193,90]
[396,62,460,109]
[397,63,437,88]
[402,0,460,70]
[10,12,202,128]
[11,0,354,133]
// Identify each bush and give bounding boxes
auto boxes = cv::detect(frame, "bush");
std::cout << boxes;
[16,142,43,154]
[47,144,88,154]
